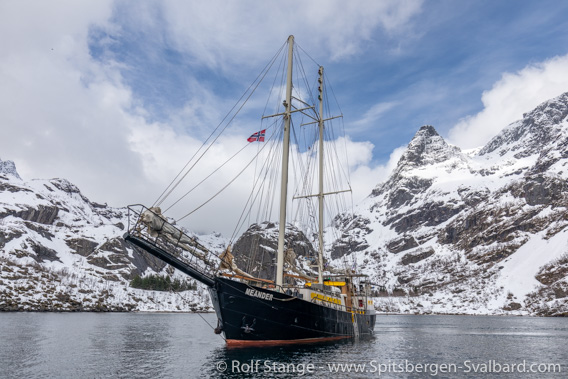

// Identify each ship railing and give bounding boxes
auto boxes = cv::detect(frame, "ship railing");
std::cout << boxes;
[276,285,373,314]
[345,306,368,315]
[125,204,224,279]
[309,294,344,311]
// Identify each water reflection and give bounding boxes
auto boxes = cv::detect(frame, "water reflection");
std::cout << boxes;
[0,313,566,378]
[0,313,44,378]
[203,315,568,378]
[204,339,361,378]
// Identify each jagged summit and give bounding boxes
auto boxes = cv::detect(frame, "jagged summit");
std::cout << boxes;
[479,91,568,157]
[369,125,466,202]
[0,158,22,180]
[396,125,462,170]
[416,124,438,136]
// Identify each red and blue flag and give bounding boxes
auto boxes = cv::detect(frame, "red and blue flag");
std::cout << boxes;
[247,129,266,142]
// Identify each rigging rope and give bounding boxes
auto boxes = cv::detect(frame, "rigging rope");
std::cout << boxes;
[163,143,249,214]
[151,40,356,277]
[176,129,275,222]
[230,125,282,242]
[154,41,287,209]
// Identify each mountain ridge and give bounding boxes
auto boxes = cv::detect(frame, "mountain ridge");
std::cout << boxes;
[330,91,568,316]
[0,165,217,312]
[2,93,568,315]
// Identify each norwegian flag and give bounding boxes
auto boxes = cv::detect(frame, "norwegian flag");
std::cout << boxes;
[247,129,266,142]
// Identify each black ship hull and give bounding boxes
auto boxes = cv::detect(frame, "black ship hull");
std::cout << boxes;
[209,277,376,346]
[123,233,376,347]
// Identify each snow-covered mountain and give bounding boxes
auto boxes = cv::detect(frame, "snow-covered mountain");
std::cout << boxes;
[329,92,568,316]
[2,92,568,316]
[0,160,219,311]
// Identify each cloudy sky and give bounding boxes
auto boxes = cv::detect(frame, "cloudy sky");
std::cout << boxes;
[1,0,568,235]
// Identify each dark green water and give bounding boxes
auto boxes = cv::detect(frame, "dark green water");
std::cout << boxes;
[0,313,566,378]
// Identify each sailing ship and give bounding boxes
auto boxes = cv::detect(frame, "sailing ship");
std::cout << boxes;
[124,36,376,346]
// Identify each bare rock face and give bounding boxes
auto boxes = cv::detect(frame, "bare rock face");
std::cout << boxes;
[231,222,317,280]
[518,175,566,206]
[0,204,60,225]
[330,214,371,259]
[387,235,419,254]
[330,238,369,260]
[386,201,464,233]
[400,248,435,265]
[65,238,99,257]
[17,205,60,225]
[30,242,61,263]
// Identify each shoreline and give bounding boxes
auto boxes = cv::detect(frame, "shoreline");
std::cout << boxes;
[1,309,565,317]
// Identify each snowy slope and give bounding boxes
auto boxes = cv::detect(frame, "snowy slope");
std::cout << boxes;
[0,160,222,312]
[329,92,568,316]
[3,93,568,316]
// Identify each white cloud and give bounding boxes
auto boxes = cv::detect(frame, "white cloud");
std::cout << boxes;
[129,133,402,236]
[351,101,399,132]
[350,144,405,202]
[0,1,113,57]
[0,0,152,203]
[448,54,568,149]
[322,137,404,204]
[0,0,417,237]
[161,0,423,67]
[129,126,275,236]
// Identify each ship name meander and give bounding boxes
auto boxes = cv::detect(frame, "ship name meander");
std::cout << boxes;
[245,288,274,301]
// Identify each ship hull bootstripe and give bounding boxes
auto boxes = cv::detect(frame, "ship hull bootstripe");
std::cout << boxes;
[226,336,351,347]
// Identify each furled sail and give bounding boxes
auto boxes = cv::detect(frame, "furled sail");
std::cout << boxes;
[140,207,210,263]
[218,245,254,278]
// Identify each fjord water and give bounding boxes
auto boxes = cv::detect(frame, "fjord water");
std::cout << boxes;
[0,313,566,378]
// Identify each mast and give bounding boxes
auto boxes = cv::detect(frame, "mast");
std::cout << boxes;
[317,66,324,284]
[275,35,294,288]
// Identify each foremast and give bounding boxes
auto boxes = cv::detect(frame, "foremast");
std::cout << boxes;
[275,35,294,288]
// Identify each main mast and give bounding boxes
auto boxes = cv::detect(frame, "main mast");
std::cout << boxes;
[275,35,294,288]
[317,66,324,284]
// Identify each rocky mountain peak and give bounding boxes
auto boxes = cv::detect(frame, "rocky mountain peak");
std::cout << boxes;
[370,125,464,202]
[0,158,22,180]
[396,125,462,170]
[479,91,568,157]
[416,124,438,137]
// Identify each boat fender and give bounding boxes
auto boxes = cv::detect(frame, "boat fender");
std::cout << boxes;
[214,319,223,334]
